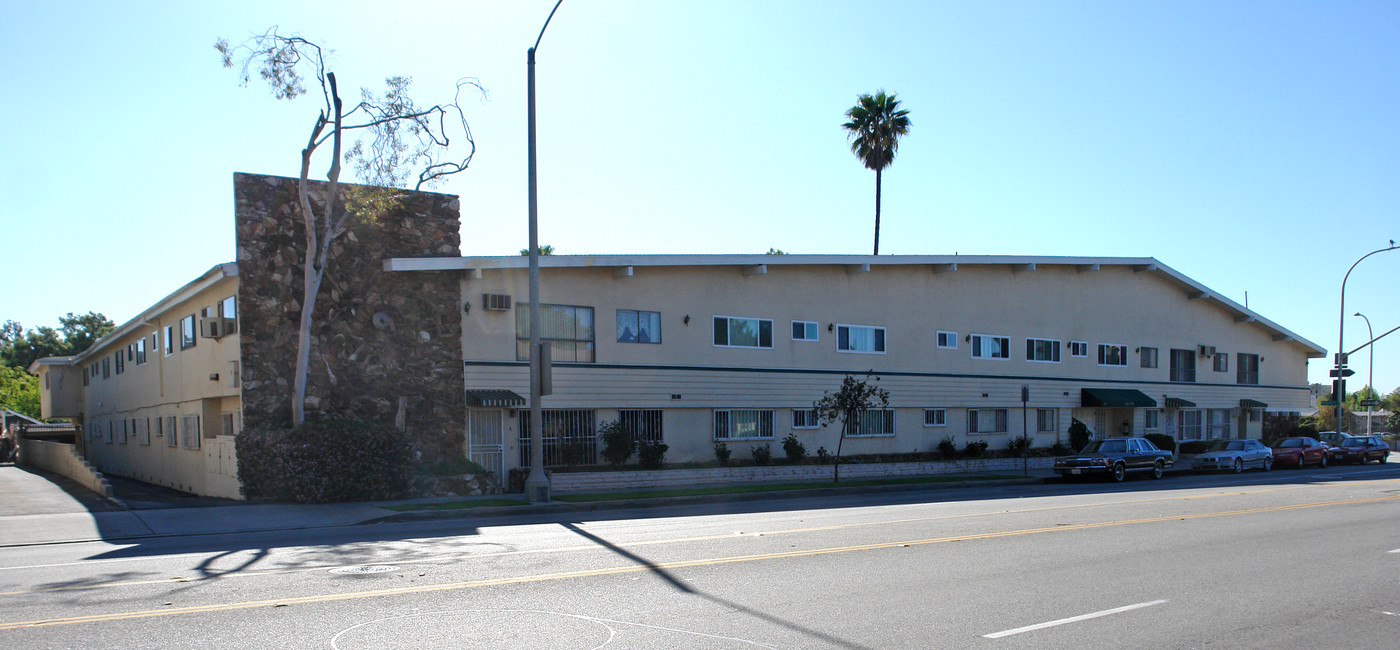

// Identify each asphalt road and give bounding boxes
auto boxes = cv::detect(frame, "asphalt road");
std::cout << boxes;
[2,464,1398,649]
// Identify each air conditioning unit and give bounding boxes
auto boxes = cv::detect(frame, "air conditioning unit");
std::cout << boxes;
[199,318,238,339]
[1198,345,1216,357]
[483,293,512,311]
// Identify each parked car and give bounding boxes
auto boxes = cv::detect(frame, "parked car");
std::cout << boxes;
[1189,439,1273,473]
[1333,436,1390,465]
[1271,437,1329,469]
[1317,431,1353,462]
[1054,437,1174,482]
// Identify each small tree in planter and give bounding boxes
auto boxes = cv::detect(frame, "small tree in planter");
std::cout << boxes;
[1068,418,1091,451]
[599,420,635,467]
[714,441,732,466]
[937,435,958,460]
[963,439,989,458]
[782,433,807,464]
[814,372,890,482]
[751,443,772,466]
[637,439,669,469]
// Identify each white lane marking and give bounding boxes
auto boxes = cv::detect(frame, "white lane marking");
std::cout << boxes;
[983,600,1168,639]
[1388,549,1400,554]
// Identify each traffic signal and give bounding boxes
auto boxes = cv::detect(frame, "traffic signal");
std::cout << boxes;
[1332,379,1346,404]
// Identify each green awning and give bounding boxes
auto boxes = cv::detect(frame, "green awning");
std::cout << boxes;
[465,389,526,407]
[1081,388,1158,408]
[1164,397,1196,408]
[1240,399,1268,409]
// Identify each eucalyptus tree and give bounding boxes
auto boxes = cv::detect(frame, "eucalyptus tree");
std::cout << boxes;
[217,29,480,425]
[842,91,911,255]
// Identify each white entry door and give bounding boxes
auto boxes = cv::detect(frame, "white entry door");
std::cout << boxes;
[468,409,505,484]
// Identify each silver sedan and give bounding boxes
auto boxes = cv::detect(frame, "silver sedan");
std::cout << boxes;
[1190,439,1274,473]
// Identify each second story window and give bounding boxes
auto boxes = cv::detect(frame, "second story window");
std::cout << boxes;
[517,304,595,362]
[837,325,885,353]
[616,309,661,344]
[1237,353,1259,385]
[1170,348,1196,382]
[713,316,773,349]
[1140,347,1158,368]
[1026,338,1060,362]
[971,334,1009,359]
[180,315,197,350]
[1069,341,1088,357]
[1098,344,1127,367]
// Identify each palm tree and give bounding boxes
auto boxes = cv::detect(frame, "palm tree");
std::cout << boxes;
[842,91,911,255]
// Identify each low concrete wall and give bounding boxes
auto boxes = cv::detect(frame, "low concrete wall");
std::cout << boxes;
[549,457,1054,494]
[17,439,112,498]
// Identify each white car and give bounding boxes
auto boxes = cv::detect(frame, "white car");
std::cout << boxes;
[1190,439,1273,473]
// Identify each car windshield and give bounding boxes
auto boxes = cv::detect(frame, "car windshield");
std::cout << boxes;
[1276,439,1303,448]
[1082,440,1127,454]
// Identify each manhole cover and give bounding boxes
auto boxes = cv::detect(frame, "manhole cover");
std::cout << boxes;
[329,565,400,575]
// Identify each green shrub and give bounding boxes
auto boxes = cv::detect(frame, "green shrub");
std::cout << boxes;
[963,439,989,458]
[418,456,490,477]
[236,417,414,503]
[1007,434,1034,456]
[751,443,772,466]
[1068,418,1091,450]
[560,439,591,466]
[782,433,807,464]
[1144,433,1176,452]
[714,441,732,466]
[937,436,958,459]
[637,439,669,469]
[1178,440,1212,455]
[599,420,635,467]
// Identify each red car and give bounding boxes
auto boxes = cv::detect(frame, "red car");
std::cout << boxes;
[1333,436,1391,465]
[1271,437,1329,469]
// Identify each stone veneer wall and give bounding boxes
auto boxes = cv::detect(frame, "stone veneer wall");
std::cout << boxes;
[234,172,466,463]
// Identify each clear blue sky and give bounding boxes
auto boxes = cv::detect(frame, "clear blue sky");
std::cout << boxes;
[2,1,1397,395]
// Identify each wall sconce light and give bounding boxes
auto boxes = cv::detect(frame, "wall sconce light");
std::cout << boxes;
[209,373,219,381]
[683,315,690,325]
[1134,347,1140,353]
[828,323,835,332]
[965,334,971,342]
[463,301,471,314]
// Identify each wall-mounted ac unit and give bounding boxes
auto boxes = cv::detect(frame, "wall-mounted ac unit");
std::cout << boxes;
[200,318,238,339]
[483,293,512,311]
[1198,345,1216,357]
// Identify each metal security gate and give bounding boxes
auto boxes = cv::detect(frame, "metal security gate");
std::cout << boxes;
[467,409,505,484]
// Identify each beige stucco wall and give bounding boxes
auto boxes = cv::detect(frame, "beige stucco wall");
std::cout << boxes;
[36,364,84,420]
[459,261,1318,470]
[77,274,243,499]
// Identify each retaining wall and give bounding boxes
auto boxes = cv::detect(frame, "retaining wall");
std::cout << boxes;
[17,440,112,498]
[549,457,1054,493]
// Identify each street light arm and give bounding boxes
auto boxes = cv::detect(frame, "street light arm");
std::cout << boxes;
[534,0,565,52]
[1335,241,1397,434]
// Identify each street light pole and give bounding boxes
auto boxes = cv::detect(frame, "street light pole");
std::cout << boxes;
[1354,312,1374,435]
[525,0,565,503]
[1335,241,1397,436]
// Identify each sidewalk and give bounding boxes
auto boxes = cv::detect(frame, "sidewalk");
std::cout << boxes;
[0,464,1054,547]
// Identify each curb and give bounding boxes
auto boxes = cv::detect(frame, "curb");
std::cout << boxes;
[368,474,1050,525]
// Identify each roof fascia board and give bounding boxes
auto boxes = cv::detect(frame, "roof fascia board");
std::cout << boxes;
[69,263,238,365]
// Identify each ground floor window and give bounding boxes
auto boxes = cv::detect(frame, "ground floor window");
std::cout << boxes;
[1207,409,1232,439]
[1144,409,1161,432]
[850,409,895,437]
[792,408,819,429]
[968,408,1008,434]
[619,408,663,443]
[179,415,201,450]
[1036,408,1057,433]
[1179,410,1202,440]
[923,408,946,427]
[518,409,597,467]
[714,409,774,440]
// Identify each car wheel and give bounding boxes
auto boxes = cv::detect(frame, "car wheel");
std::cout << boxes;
[1152,460,1165,479]
[1262,457,1272,472]
[1111,463,1126,482]
[1380,453,1388,465]
[1233,458,1244,474]
[1320,454,1327,468]
[1296,455,1307,469]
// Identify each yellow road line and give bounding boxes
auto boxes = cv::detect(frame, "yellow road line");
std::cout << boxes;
[2,493,1396,631]
[4,476,1398,598]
